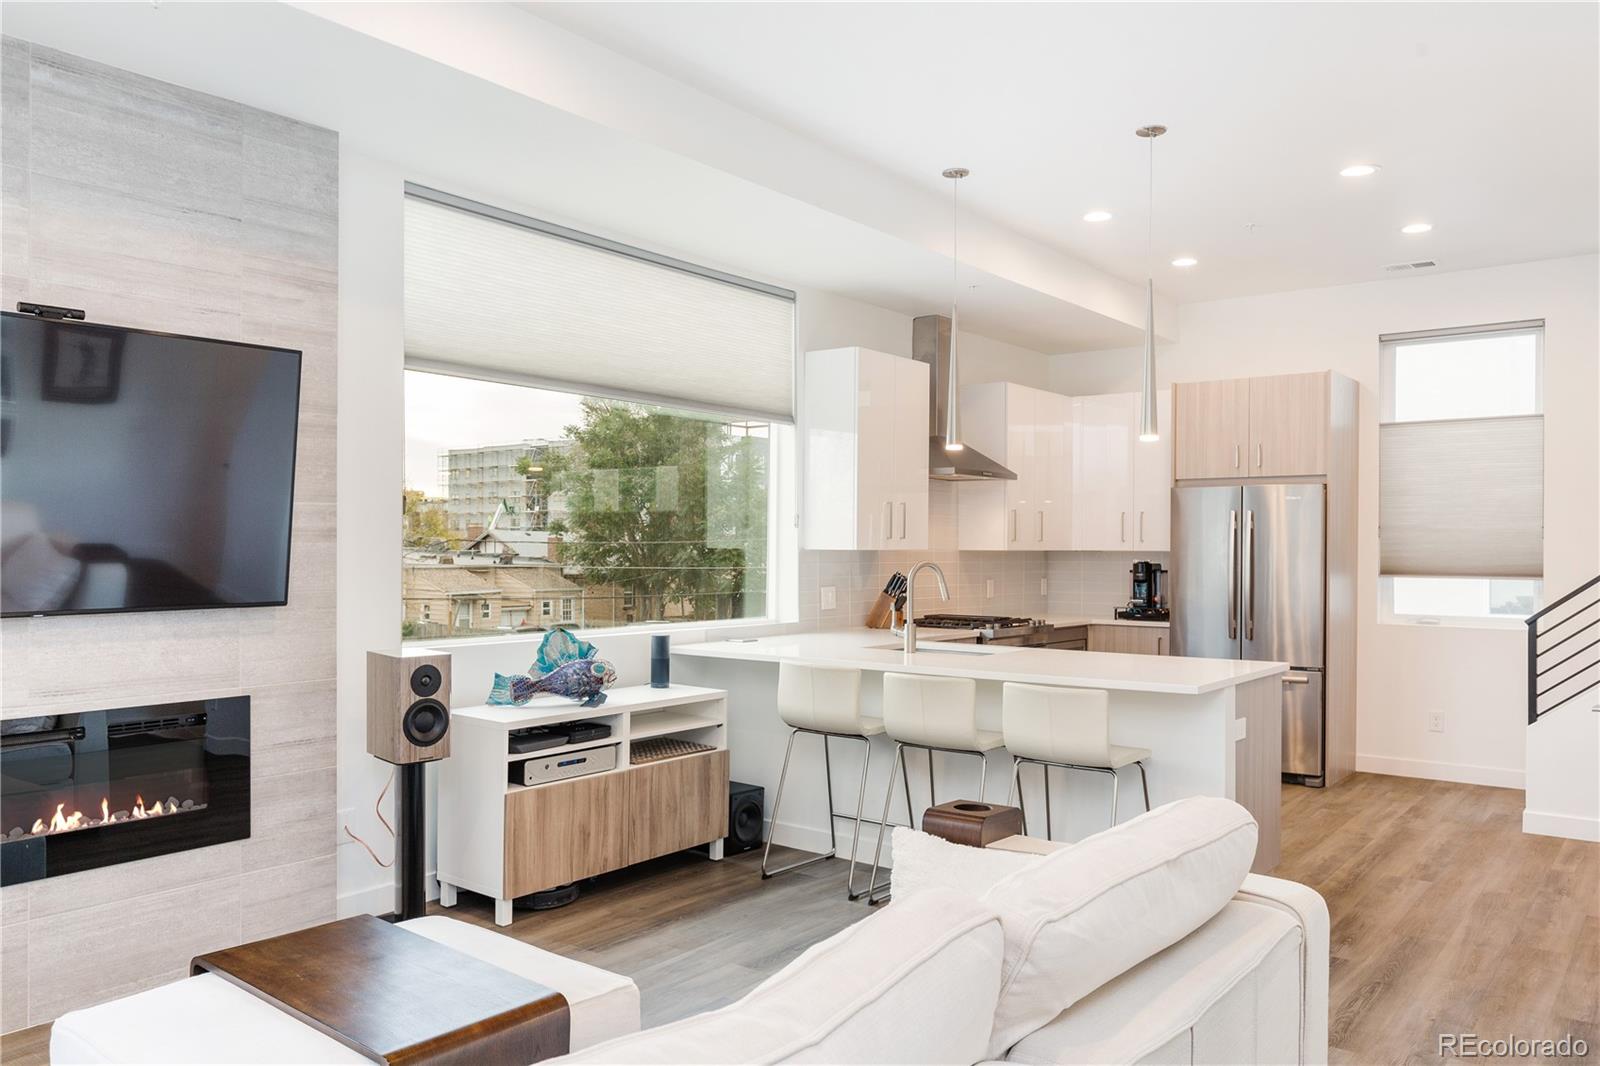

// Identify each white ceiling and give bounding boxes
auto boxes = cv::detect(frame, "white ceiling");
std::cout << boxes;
[532,1,1600,304]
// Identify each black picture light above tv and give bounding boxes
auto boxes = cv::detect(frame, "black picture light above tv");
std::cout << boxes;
[0,311,302,618]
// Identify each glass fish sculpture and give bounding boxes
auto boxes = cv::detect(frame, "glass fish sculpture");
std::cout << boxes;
[534,628,599,675]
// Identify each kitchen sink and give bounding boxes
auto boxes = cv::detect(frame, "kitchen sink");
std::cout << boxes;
[867,641,1004,655]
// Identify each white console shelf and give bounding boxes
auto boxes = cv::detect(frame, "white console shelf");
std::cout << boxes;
[438,684,729,926]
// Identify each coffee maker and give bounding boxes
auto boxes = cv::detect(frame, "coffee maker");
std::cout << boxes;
[1115,560,1169,621]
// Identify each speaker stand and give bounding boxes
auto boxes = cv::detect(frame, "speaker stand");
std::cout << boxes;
[395,762,427,922]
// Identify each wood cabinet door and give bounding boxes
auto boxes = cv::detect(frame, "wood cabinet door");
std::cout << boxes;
[504,771,629,898]
[1247,372,1328,477]
[1173,379,1249,480]
[1132,389,1173,551]
[626,751,730,865]
[1088,625,1168,655]
[1072,392,1136,550]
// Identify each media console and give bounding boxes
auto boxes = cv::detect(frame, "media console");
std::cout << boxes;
[437,685,730,926]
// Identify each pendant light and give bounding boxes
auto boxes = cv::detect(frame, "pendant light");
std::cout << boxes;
[1135,125,1166,442]
[942,166,969,452]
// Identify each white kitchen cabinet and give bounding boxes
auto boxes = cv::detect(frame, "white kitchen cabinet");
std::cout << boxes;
[1071,389,1172,551]
[801,347,929,550]
[956,382,1072,551]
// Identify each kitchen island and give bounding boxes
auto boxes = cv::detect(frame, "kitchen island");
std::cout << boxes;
[672,629,1285,872]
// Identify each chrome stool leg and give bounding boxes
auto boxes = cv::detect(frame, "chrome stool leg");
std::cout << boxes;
[899,744,914,828]
[1008,756,1028,835]
[843,737,874,900]
[1110,765,1120,826]
[865,742,904,902]
[1043,762,1054,841]
[761,729,802,878]
[978,753,989,802]
[926,748,936,814]
[762,729,842,879]
[1136,760,1151,813]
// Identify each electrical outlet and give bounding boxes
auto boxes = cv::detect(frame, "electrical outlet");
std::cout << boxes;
[985,578,994,600]
[1040,577,1048,597]
[820,585,837,611]
[1428,711,1444,733]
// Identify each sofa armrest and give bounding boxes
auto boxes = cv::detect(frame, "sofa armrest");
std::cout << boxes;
[1234,873,1330,1065]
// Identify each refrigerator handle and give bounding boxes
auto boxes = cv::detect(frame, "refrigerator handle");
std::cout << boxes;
[1227,509,1239,640]
[1244,509,1257,641]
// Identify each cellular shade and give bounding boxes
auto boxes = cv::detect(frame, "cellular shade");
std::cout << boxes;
[404,189,795,423]
[1379,415,1543,578]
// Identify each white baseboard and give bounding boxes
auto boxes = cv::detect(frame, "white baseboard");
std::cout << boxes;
[1522,809,1600,842]
[1355,753,1524,790]
[336,871,441,919]
[764,816,896,868]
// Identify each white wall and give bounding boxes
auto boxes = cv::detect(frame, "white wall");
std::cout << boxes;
[1050,256,1600,838]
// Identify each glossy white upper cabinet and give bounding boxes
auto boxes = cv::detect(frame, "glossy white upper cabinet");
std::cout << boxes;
[1072,389,1172,551]
[801,347,929,550]
[956,383,1073,551]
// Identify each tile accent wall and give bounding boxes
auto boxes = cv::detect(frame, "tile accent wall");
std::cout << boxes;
[1046,551,1172,620]
[0,38,338,1030]
[802,481,1050,628]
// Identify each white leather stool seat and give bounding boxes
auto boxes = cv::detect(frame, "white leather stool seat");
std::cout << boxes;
[49,917,641,1064]
[1104,743,1152,769]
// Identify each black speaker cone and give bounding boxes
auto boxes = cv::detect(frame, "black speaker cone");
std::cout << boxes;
[410,664,442,697]
[729,795,763,851]
[403,697,449,747]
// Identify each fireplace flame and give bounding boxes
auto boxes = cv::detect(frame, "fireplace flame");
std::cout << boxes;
[8,793,203,841]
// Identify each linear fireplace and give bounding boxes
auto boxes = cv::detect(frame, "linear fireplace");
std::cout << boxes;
[0,697,250,885]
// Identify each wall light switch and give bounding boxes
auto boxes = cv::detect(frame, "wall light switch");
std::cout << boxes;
[820,585,837,611]
[985,579,994,600]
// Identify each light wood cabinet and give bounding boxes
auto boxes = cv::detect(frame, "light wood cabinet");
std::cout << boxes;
[957,383,1073,551]
[1247,372,1328,477]
[1087,625,1168,655]
[1071,389,1172,551]
[626,749,729,864]
[1173,378,1249,479]
[802,347,929,550]
[1174,372,1331,480]
[440,686,730,926]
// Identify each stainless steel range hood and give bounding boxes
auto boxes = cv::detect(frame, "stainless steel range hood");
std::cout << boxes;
[914,315,1017,481]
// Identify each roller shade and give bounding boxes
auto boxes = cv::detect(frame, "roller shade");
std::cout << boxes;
[403,187,795,422]
[1379,414,1543,577]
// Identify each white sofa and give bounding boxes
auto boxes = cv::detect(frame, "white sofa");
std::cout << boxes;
[51,797,1327,1066]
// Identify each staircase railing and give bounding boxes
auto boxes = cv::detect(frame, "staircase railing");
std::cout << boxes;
[1527,575,1600,724]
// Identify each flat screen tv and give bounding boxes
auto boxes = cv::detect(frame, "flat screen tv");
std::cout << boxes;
[1,312,302,617]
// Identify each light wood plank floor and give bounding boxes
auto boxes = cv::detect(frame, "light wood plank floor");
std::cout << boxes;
[3,774,1595,1065]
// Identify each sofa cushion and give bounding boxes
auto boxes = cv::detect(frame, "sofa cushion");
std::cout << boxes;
[552,887,1004,1065]
[979,796,1258,1057]
[1003,900,1302,1065]
[889,826,1043,901]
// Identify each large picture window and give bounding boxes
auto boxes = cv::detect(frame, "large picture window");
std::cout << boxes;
[1378,321,1543,625]
[399,187,790,643]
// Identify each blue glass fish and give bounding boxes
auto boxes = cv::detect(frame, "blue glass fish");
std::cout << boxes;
[534,628,598,675]
[486,672,539,706]
[530,657,618,707]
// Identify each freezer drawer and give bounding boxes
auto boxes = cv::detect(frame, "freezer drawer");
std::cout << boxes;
[1281,669,1324,783]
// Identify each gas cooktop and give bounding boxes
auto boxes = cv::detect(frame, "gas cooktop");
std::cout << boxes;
[913,613,1040,629]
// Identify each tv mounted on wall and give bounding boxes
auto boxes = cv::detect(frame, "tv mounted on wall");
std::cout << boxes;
[0,312,302,617]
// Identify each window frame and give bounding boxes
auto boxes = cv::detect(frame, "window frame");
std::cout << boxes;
[1377,320,1545,628]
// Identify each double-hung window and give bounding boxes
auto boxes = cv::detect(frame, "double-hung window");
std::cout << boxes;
[1378,321,1543,625]
[401,186,794,641]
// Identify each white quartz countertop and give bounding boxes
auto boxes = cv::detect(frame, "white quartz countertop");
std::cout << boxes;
[672,628,1284,695]
[1046,615,1170,630]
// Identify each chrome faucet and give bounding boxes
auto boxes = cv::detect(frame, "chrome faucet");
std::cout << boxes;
[891,561,950,653]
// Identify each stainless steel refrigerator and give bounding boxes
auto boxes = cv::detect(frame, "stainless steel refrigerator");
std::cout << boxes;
[1170,484,1327,786]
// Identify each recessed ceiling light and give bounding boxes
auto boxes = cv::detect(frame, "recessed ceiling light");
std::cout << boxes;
[1083,210,1113,223]
[1340,163,1381,178]
[1171,256,1198,268]
[1401,222,1433,235]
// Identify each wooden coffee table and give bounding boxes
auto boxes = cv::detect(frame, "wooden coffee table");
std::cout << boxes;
[192,914,570,1065]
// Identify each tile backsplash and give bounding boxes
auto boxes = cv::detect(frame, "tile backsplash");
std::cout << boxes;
[798,482,1168,628]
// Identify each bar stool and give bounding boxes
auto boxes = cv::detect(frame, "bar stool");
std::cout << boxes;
[865,672,1004,900]
[1001,682,1150,838]
[762,662,883,899]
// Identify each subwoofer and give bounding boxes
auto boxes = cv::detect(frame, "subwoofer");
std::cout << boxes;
[366,651,452,765]
[725,780,764,854]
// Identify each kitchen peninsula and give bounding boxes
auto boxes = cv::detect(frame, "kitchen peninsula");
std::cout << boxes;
[672,630,1286,872]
